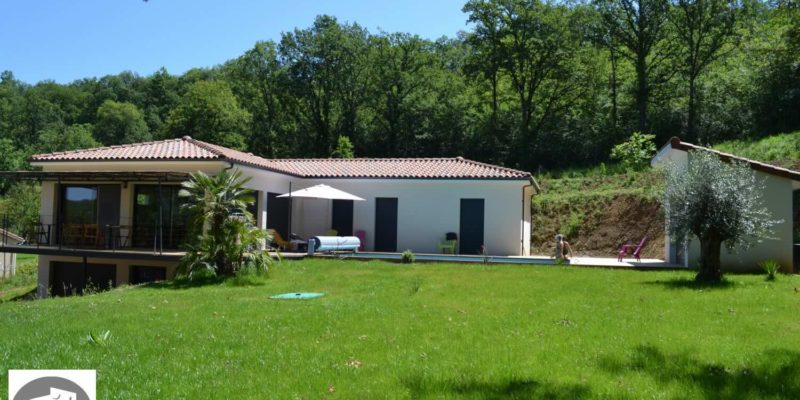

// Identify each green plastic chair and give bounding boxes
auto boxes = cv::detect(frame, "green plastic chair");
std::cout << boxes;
[437,239,457,254]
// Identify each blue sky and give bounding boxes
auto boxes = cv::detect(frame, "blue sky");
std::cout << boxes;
[2,0,469,84]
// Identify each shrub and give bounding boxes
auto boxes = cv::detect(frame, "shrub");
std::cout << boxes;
[759,260,781,281]
[332,135,355,159]
[86,330,112,346]
[562,212,584,238]
[611,132,657,171]
[178,169,272,278]
[400,250,415,264]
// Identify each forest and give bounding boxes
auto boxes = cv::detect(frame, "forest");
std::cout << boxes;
[1,0,799,176]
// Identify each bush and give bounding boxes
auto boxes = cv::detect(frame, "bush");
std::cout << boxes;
[400,250,415,264]
[759,260,781,281]
[562,212,584,238]
[611,132,657,171]
[332,135,355,159]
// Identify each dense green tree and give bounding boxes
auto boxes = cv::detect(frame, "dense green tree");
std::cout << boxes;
[0,138,26,193]
[366,33,438,156]
[223,42,292,157]
[465,0,586,168]
[0,5,797,176]
[595,0,673,133]
[37,123,101,153]
[142,68,181,136]
[670,0,740,141]
[165,80,251,149]
[94,100,151,145]
[0,182,41,234]
[280,15,371,156]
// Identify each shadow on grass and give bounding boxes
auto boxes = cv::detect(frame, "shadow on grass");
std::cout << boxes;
[138,276,226,290]
[401,375,590,399]
[137,273,269,290]
[600,345,800,399]
[642,277,736,290]
[0,286,37,302]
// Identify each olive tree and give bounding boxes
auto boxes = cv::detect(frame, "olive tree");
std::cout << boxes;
[663,150,779,282]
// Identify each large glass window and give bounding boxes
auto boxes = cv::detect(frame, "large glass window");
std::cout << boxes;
[59,185,121,247]
[62,186,98,224]
[132,185,188,249]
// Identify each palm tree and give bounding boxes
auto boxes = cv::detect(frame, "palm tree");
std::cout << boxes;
[177,168,271,277]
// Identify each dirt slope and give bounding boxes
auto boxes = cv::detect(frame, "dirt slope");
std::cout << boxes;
[531,172,665,259]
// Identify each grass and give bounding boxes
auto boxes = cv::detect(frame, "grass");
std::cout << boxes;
[0,254,37,302]
[1,259,799,398]
[714,131,800,170]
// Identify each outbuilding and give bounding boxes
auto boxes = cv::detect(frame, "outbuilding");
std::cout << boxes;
[652,137,799,273]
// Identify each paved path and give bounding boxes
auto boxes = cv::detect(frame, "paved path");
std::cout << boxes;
[520,256,684,270]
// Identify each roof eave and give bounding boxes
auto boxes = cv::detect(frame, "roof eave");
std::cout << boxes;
[656,137,800,181]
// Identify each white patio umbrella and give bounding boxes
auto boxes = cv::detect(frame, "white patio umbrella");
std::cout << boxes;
[278,184,365,239]
[277,184,365,201]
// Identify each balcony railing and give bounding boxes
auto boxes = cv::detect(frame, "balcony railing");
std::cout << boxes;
[0,214,188,255]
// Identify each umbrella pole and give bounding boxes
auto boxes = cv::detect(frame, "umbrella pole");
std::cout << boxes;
[288,181,292,238]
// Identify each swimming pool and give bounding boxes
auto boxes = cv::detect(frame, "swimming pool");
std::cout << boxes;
[319,252,558,265]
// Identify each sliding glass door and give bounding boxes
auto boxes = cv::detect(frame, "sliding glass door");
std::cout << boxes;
[132,185,188,249]
[59,185,120,247]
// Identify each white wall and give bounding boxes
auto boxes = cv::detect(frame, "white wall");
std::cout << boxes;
[685,169,796,272]
[653,147,797,272]
[287,178,531,256]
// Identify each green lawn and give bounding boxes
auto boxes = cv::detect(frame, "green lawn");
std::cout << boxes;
[1,259,799,399]
[0,254,37,302]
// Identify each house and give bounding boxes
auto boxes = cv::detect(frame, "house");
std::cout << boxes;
[0,228,24,278]
[0,136,536,296]
[652,137,800,273]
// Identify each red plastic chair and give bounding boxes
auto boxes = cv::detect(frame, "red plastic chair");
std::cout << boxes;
[618,235,648,262]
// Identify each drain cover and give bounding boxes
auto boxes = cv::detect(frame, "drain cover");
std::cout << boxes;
[270,292,325,300]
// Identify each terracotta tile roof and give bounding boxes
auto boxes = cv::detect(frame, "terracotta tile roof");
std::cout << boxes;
[30,137,218,161]
[30,136,533,181]
[666,137,800,181]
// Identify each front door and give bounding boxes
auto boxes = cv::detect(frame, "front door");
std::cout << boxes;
[331,199,354,236]
[459,199,485,255]
[266,192,290,239]
[374,198,398,252]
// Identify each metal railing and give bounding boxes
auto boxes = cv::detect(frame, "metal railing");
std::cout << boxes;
[1,214,188,254]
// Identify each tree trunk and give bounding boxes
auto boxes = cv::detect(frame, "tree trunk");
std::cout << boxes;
[635,55,648,133]
[490,69,499,121]
[609,45,618,131]
[697,233,723,282]
[687,75,698,142]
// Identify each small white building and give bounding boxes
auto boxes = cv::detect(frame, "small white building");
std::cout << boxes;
[652,137,799,273]
[0,136,536,296]
[0,229,24,278]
